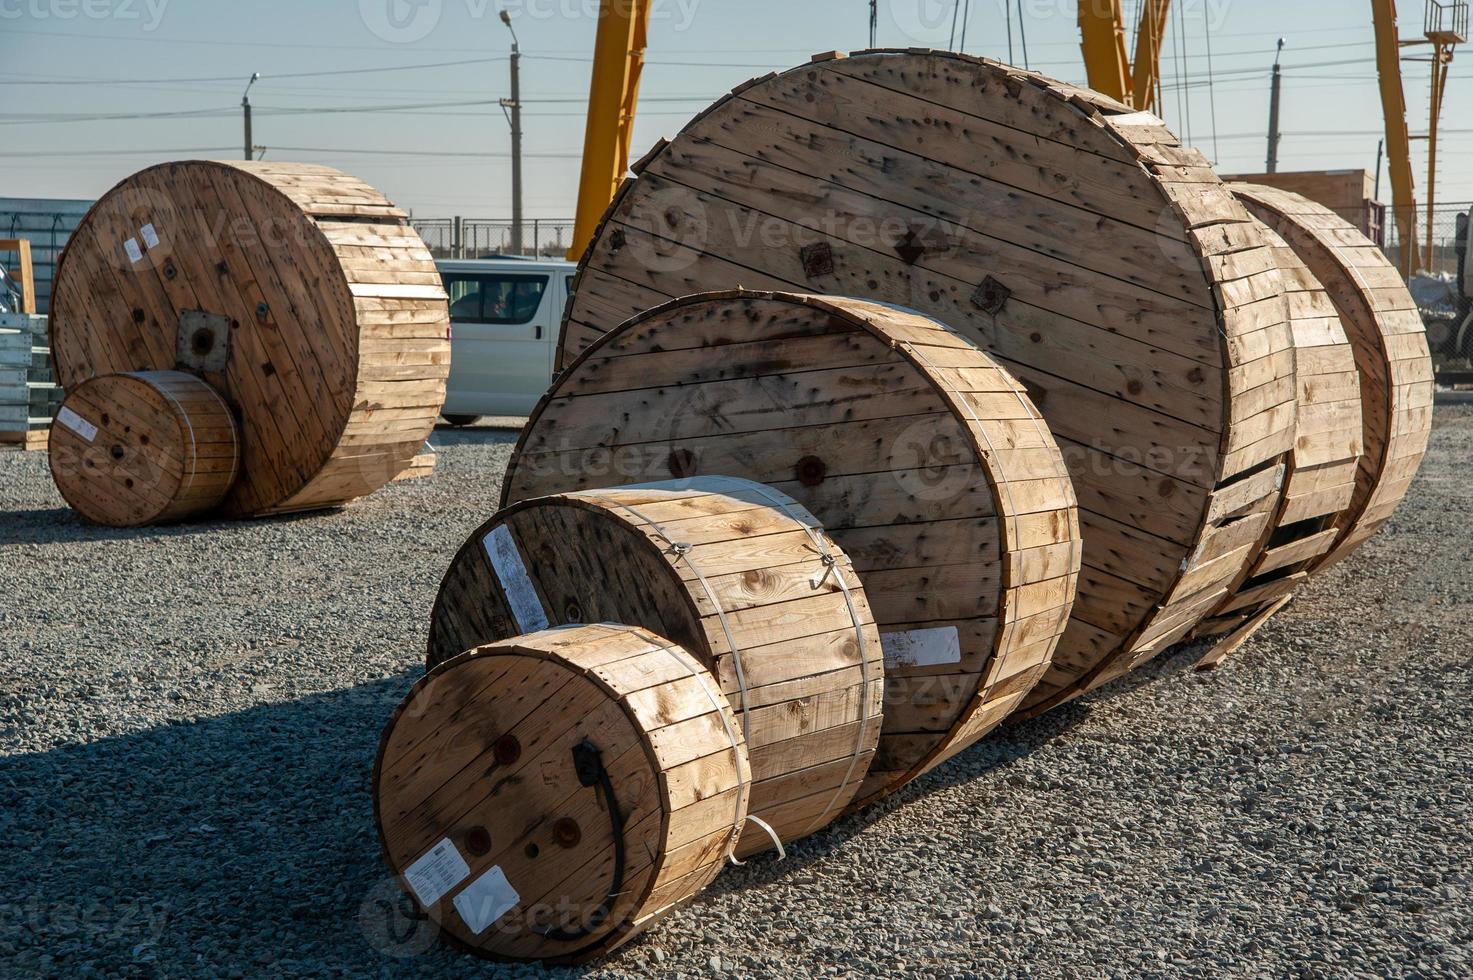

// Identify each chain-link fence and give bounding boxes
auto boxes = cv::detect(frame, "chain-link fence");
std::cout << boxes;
[1383,202,1470,276]
[411,218,576,260]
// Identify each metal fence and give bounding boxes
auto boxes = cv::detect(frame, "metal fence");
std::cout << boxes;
[1382,202,1471,276]
[411,218,576,260]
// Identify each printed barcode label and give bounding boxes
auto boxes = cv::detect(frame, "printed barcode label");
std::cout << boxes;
[56,406,98,443]
[403,838,471,909]
[880,627,962,669]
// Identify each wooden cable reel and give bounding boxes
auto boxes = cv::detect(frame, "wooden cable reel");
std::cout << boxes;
[504,292,1080,806]
[1194,214,1366,639]
[48,370,240,527]
[558,51,1295,718]
[374,624,750,964]
[427,476,884,851]
[1229,185,1434,569]
[49,160,449,518]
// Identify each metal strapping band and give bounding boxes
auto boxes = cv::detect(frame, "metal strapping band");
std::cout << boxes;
[578,493,755,753]
[643,629,754,860]
[733,481,875,837]
[138,372,202,497]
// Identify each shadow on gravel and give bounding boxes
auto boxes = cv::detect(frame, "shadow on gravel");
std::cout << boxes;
[701,637,1217,900]
[0,636,1217,975]
[430,425,524,450]
[0,673,542,977]
[0,505,348,548]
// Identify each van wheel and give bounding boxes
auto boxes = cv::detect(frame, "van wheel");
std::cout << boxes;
[441,414,483,427]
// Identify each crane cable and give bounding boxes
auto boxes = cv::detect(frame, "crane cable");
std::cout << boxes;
[1016,0,1031,70]
[1204,2,1222,164]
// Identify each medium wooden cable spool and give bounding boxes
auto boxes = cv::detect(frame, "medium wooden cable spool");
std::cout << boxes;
[1194,215,1366,639]
[375,624,750,964]
[558,50,1295,718]
[48,370,239,527]
[49,160,449,518]
[505,292,1080,806]
[1229,184,1434,569]
[428,476,884,851]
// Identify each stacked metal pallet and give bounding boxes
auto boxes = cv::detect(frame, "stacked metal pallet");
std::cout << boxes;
[0,313,59,450]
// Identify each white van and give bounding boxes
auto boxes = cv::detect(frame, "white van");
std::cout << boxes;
[437,257,577,424]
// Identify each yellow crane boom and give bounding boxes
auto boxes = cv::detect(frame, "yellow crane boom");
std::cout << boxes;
[568,0,650,262]
[1078,0,1171,111]
[1374,0,1422,276]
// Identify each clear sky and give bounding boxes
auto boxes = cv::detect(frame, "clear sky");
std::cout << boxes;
[4,0,1471,218]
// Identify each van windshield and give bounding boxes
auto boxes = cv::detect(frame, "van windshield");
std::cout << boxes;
[445,273,548,325]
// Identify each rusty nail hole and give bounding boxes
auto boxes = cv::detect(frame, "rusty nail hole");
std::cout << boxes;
[131,308,145,324]
[524,842,540,859]
[465,826,492,857]
[666,449,697,479]
[110,445,125,461]
[215,261,228,276]
[493,734,521,766]
[553,818,582,849]
[795,455,827,487]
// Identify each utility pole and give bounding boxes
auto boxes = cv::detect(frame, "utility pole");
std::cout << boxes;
[499,10,524,256]
[242,72,259,161]
[1266,39,1285,173]
[1375,138,1385,202]
[869,0,877,48]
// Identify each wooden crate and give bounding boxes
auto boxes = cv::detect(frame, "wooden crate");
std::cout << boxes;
[49,161,450,518]
[49,371,239,526]
[429,475,885,853]
[557,51,1297,719]
[375,624,749,964]
[1231,184,1434,570]
[505,292,1080,805]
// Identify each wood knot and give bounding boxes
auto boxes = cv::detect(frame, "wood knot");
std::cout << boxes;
[667,448,698,478]
[1157,479,1176,498]
[1187,367,1206,384]
[1127,379,1144,396]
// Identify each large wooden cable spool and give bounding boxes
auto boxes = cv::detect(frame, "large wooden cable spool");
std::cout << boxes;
[49,160,449,518]
[505,292,1080,805]
[1229,184,1434,569]
[375,624,750,964]
[48,370,239,527]
[558,51,1295,717]
[1194,215,1366,638]
[427,476,884,851]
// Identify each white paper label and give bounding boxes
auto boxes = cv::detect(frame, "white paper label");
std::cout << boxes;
[881,627,962,670]
[123,238,143,264]
[56,406,98,443]
[484,524,550,633]
[140,223,160,249]
[403,838,471,909]
[452,865,520,934]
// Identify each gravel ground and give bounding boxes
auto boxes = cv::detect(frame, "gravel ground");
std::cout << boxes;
[2,410,1470,979]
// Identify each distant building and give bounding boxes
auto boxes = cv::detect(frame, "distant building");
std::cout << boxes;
[0,198,93,315]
